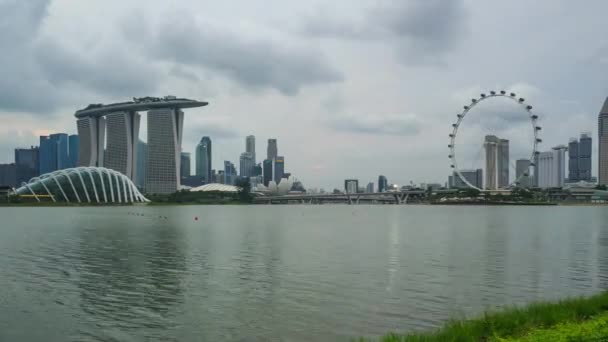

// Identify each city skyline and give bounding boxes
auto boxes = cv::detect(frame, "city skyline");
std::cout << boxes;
[1,0,608,189]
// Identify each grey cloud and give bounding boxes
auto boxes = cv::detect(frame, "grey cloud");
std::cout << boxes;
[301,0,468,65]
[123,13,343,96]
[185,122,240,140]
[329,114,420,136]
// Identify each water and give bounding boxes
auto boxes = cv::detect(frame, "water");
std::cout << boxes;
[1,205,608,341]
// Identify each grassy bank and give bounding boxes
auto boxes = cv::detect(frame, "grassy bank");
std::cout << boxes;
[372,291,608,341]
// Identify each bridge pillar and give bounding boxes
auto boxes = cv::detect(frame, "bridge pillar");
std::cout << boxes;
[356,195,361,204]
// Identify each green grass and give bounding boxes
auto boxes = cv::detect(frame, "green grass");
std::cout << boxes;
[369,291,608,341]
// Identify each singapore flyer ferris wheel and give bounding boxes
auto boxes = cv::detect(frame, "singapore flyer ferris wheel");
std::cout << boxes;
[448,90,542,191]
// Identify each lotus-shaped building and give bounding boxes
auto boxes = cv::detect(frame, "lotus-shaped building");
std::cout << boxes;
[14,167,148,203]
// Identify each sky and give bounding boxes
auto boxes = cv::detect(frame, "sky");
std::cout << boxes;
[1,0,608,190]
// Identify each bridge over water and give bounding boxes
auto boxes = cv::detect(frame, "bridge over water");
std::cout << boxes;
[253,190,456,205]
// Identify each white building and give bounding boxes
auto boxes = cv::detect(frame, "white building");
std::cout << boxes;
[145,108,184,194]
[537,145,567,188]
[104,111,140,180]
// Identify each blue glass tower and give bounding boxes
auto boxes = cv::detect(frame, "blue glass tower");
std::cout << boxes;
[68,134,79,168]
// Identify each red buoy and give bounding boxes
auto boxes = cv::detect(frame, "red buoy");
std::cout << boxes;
[195,216,199,221]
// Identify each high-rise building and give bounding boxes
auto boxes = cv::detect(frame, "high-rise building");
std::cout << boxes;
[568,138,579,182]
[39,133,70,174]
[68,134,79,168]
[224,161,237,185]
[263,159,273,186]
[498,139,509,188]
[195,136,212,184]
[366,182,374,193]
[239,152,255,178]
[180,152,191,178]
[0,163,17,187]
[52,133,69,170]
[452,169,483,189]
[253,163,262,177]
[537,145,567,188]
[274,156,284,183]
[484,135,499,190]
[344,179,359,194]
[145,109,184,194]
[515,159,531,187]
[267,139,277,160]
[135,140,147,189]
[599,97,608,185]
[77,116,106,167]
[579,133,592,181]
[14,146,39,185]
[378,175,388,193]
[104,111,140,180]
[246,135,256,164]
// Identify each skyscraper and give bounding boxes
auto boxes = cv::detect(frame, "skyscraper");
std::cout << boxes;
[224,161,237,185]
[135,140,147,189]
[246,135,256,164]
[344,179,359,194]
[180,152,191,178]
[515,159,531,187]
[104,111,140,180]
[498,139,509,188]
[599,97,608,185]
[366,182,374,193]
[39,133,69,174]
[263,159,273,186]
[51,133,69,170]
[579,133,592,181]
[537,145,567,188]
[239,152,255,178]
[145,109,184,194]
[378,175,388,193]
[196,136,212,184]
[77,116,106,167]
[484,135,499,190]
[267,139,277,160]
[68,134,79,168]
[568,138,579,182]
[274,156,284,183]
[14,146,38,184]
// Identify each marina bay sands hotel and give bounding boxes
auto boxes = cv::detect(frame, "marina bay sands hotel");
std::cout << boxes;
[75,96,208,194]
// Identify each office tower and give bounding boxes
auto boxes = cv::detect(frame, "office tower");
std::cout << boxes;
[515,159,531,187]
[274,156,284,183]
[196,136,212,183]
[599,97,608,185]
[39,133,69,174]
[135,140,147,189]
[104,111,140,180]
[568,138,579,182]
[14,146,39,184]
[344,179,359,194]
[498,139,509,188]
[378,175,388,193]
[537,145,567,188]
[68,135,79,168]
[145,109,184,194]
[579,133,592,181]
[224,161,237,185]
[77,116,106,167]
[51,133,69,170]
[0,163,17,187]
[246,135,256,164]
[239,152,255,178]
[452,169,483,189]
[267,139,277,160]
[181,152,191,178]
[366,182,374,193]
[253,163,262,176]
[263,159,273,186]
[484,135,499,190]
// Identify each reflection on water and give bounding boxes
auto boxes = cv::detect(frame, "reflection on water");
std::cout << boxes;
[1,206,608,341]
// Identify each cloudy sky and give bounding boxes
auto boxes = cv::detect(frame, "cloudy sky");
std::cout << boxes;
[1,0,607,189]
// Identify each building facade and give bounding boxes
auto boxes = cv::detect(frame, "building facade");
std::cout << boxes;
[378,175,388,193]
[104,111,140,180]
[246,135,256,164]
[600,98,608,185]
[366,182,374,193]
[145,109,184,194]
[180,152,191,178]
[15,146,39,185]
[498,139,509,188]
[224,161,237,185]
[68,134,79,168]
[344,179,359,194]
[537,146,567,188]
[77,116,106,167]
[263,159,273,186]
[267,139,277,160]
[452,169,483,189]
[274,156,284,183]
[239,152,255,178]
[484,135,498,190]
[515,159,531,187]
[135,140,147,189]
[196,136,212,184]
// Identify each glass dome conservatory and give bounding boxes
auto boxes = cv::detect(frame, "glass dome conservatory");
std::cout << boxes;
[15,167,148,203]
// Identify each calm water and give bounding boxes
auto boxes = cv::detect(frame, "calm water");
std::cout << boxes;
[1,205,608,341]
